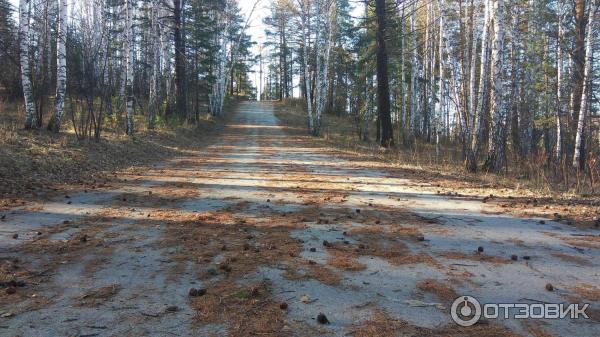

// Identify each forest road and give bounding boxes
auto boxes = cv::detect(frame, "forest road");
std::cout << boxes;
[1,101,599,336]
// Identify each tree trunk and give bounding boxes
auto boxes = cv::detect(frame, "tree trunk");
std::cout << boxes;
[555,0,565,163]
[466,0,490,171]
[484,0,506,172]
[301,0,314,133]
[48,0,67,133]
[148,0,160,129]
[19,0,36,129]
[375,0,393,147]
[410,1,418,136]
[570,0,587,125]
[174,0,187,118]
[573,1,598,170]
[124,0,134,135]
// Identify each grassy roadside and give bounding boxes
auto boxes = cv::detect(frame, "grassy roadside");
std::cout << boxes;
[0,102,230,209]
[273,100,600,229]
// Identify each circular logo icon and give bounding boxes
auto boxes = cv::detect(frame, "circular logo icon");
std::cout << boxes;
[451,296,482,326]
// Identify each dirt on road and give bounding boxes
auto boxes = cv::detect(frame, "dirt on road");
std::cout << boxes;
[1,102,599,337]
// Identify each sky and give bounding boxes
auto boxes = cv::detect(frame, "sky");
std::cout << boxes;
[239,0,270,99]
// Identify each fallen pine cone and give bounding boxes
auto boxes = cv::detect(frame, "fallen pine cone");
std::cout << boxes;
[317,313,330,324]
[189,288,207,297]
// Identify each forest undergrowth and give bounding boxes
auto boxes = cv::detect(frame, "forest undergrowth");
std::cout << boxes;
[0,101,226,209]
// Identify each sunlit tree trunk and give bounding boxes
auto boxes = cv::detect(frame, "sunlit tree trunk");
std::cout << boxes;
[436,0,445,149]
[148,0,159,129]
[466,0,490,171]
[410,1,418,136]
[124,0,134,134]
[174,0,187,118]
[300,0,314,133]
[484,0,506,172]
[19,0,36,129]
[555,0,565,163]
[48,0,67,133]
[573,1,598,170]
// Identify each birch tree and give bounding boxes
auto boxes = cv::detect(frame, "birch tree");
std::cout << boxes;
[124,0,134,135]
[19,0,36,129]
[573,0,598,170]
[484,0,507,172]
[48,0,67,133]
[148,0,160,129]
[554,0,565,163]
[300,0,314,132]
[466,0,490,172]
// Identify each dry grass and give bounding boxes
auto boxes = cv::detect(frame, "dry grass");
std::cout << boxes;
[415,278,459,303]
[561,235,600,249]
[192,281,289,337]
[76,284,122,307]
[569,283,600,301]
[522,321,556,337]
[158,201,348,335]
[327,250,366,271]
[438,251,512,265]
[350,309,523,337]
[550,252,592,266]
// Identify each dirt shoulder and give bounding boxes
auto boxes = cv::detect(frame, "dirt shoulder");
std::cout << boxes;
[0,109,226,210]
[273,101,600,230]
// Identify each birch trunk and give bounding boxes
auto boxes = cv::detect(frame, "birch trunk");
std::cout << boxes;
[399,4,406,136]
[436,0,445,148]
[555,0,564,163]
[573,1,598,170]
[467,0,490,171]
[124,0,134,135]
[301,0,314,133]
[49,0,67,133]
[148,0,159,129]
[484,0,506,172]
[20,0,36,129]
[313,0,335,136]
[410,2,418,136]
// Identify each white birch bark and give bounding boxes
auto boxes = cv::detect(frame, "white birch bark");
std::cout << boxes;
[555,0,565,163]
[399,4,406,132]
[124,0,134,134]
[410,1,418,135]
[573,1,598,170]
[20,0,37,129]
[51,0,67,132]
[471,0,490,156]
[312,0,335,136]
[300,0,314,132]
[435,0,445,155]
[485,0,507,172]
[148,0,159,129]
